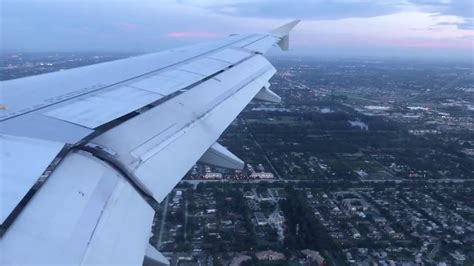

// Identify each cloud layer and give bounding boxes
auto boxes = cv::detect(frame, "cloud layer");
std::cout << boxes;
[1,0,472,58]
[183,0,407,19]
[183,0,473,29]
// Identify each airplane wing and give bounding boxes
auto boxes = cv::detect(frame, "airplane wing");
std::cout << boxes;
[0,20,299,265]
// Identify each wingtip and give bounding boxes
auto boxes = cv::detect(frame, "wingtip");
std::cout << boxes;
[271,20,301,37]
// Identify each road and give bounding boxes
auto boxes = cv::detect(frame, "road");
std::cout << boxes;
[157,195,170,247]
[184,198,189,241]
[241,119,283,179]
[181,178,474,187]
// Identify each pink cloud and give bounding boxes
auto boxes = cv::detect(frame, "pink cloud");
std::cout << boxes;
[166,31,219,39]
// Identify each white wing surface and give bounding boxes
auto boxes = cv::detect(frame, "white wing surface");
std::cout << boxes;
[0,20,299,265]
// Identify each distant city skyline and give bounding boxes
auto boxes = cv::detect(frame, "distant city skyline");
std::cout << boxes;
[2,0,473,59]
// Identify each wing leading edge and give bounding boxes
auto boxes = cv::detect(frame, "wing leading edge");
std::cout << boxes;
[0,20,300,265]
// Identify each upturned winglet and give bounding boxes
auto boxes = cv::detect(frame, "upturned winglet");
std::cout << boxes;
[271,20,300,51]
[271,20,301,37]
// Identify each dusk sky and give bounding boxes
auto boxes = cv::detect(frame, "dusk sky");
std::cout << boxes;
[1,0,473,59]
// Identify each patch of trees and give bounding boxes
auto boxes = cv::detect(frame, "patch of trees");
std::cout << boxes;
[280,187,337,251]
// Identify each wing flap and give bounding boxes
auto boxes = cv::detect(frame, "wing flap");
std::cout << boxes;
[92,55,276,202]
[0,151,154,265]
[0,134,64,227]
[0,112,94,143]
[137,73,275,202]
[80,180,154,265]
